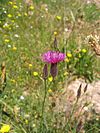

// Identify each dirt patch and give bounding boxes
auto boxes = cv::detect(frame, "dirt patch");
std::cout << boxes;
[51,78,100,116]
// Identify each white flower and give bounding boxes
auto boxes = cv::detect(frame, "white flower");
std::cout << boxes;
[20,96,25,100]
[16,25,19,28]
[14,34,19,38]
[8,44,11,48]
[4,11,7,14]
[64,28,69,32]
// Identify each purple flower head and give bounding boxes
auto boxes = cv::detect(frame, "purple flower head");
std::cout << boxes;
[42,51,66,64]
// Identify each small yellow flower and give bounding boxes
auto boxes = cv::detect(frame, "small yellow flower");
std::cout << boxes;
[54,31,57,36]
[11,20,15,23]
[11,79,16,83]
[12,46,17,51]
[13,5,18,9]
[33,72,38,76]
[67,53,72,58]
[11,89,15,93]
[82,49,87,53]
[29,6,34,10]
[64,72,68,76]
[4,35,8,37]
[65,58,70,63]
[29,64,32,68]
[0,124,10,133]
[25,120,28,124]
[0,21,1,24]
[48,77,53,82]
[4,39,10,43]
[7,14,12,18]
[48,89,52,93]
[17,13,21,17]
[9,1,13,5]
[56,16,61,20]
[24,13,28,16]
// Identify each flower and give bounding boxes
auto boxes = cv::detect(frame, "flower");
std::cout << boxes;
[48,89,52,93]
[25,120,28,124]
[42,51,66,64]
[64,72,69,76]
[65,58,70,62]
[12,46,17,51]
[17,13,21,17]
[13,5,18,9]
[11,20,15,23]
[24,13,28,16]
[32,124,36,127]
[81,49,87,53]
[4,39,10,43]
[67,53,72,58]
[7,14,12,18]
[33,72,38,76]
[54,31,57,36]
[9,1,13,5]
[20,95,24,100]
[29,64,32,68]
[14,34,19,38]
[48,77,53,82]
[56,16,61,20]
[0,124,10,133]
[29,6,34,10]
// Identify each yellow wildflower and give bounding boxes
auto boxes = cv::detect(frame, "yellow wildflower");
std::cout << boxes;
[18,13,21,17]
[56,16,61,20]
[0,124,10,133]
[13,5,18,9]
[4,39,10,43]
[82,49,87,53]
[11,79,16,83]
[0,21,1,24]
[33,72,38,76]
[67,53,72,58]
[24,13,28,16]
[12,46,17,51]
[11,20,15,23]
[65,58,70,63]
[29,6,34,10]
[48,89,52,93]
[64,72,68,76]
[11,89,15,93]
[9,1,13,5]
[54,31,57,36]
[7,14,12,18]
[25,120,28,124]
[29,64,32,68]
[3,24,9,29]
[48,77,53,82]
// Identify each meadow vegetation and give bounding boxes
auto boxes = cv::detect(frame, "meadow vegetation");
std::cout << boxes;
[0,0,100,132]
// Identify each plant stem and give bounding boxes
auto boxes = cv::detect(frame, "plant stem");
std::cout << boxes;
[40,80,47,130]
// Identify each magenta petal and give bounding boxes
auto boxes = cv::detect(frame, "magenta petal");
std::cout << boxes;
[42,51,66,63]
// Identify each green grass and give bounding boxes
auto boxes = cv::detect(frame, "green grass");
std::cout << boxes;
[0,0,100,132]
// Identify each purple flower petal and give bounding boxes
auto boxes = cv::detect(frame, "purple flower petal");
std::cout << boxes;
[42,51,66,63]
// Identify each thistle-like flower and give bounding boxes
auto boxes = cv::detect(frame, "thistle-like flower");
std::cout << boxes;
[42,51,66,64]
[42,51,65,78]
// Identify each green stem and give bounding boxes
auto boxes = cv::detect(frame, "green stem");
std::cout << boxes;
[40,80,47,130]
